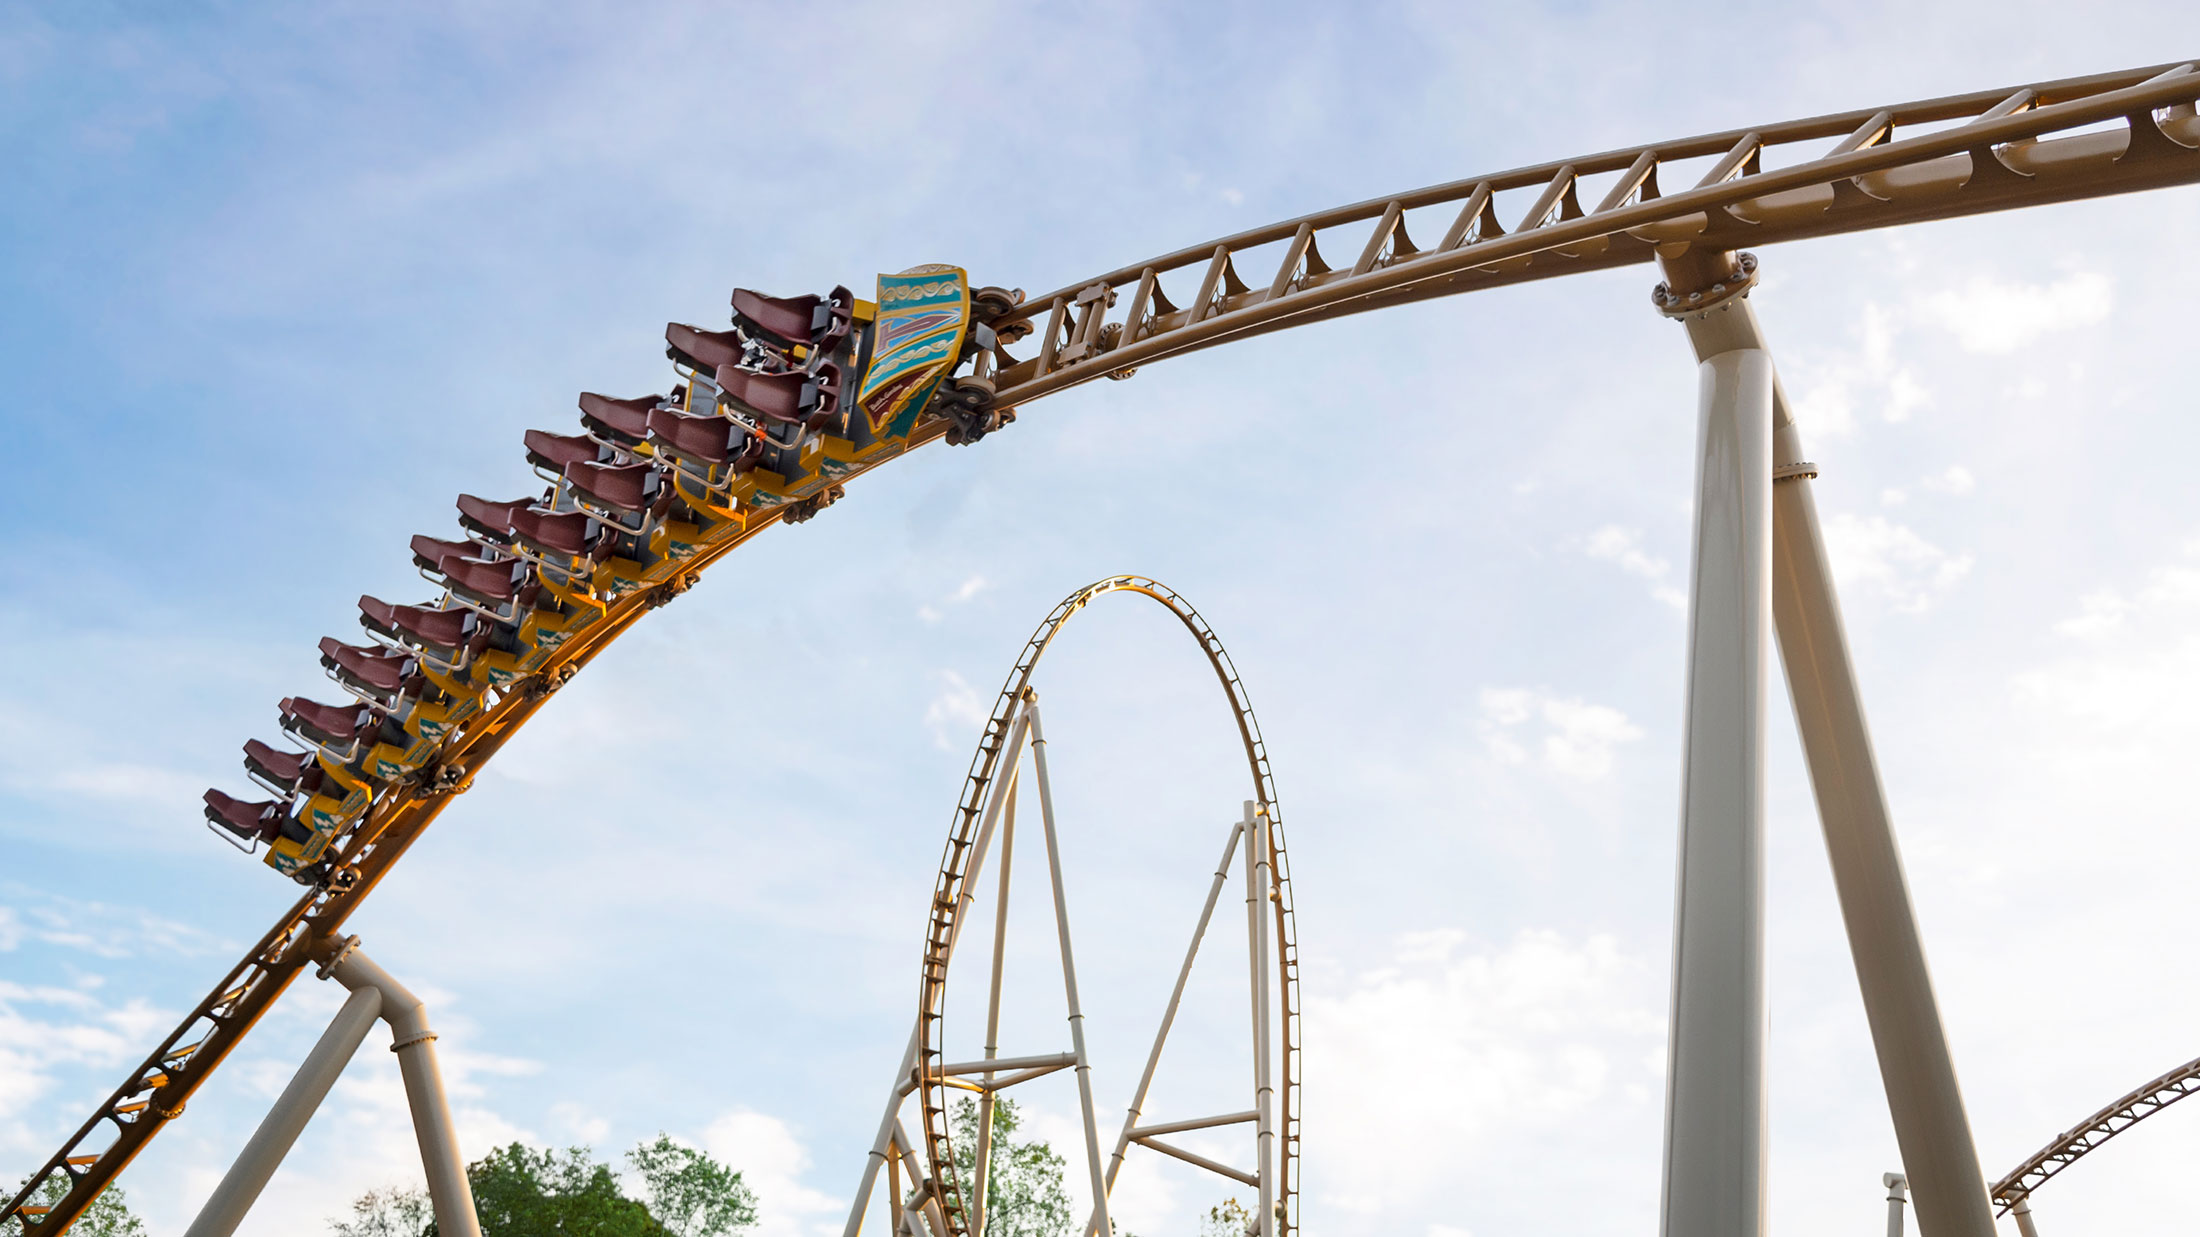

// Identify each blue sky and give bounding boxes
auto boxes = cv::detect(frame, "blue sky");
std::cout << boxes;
[5,2,2199,1234]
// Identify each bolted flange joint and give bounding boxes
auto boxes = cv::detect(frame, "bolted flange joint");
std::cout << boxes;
[1652,251,1759,318]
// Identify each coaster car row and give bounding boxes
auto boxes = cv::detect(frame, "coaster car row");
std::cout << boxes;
[198,279,951,884]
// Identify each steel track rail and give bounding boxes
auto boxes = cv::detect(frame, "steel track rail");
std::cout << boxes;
[1990,1052,2200,1213]
[2,423,957,1233]
[982,62,2200,405]
[911,576,1300,1237]
[12,62,2200,1233]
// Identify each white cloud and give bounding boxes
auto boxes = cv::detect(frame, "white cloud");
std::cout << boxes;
[1306,929,1661,1215]
[1787,301,1931,436]
[1820,513,1973,613]
[703,1109,841,1237]
[923,670,990,751]
[1920,465,1975,496]
[551,1100,610,1144]
[2052,541,2200,640]
[1476,688,1643,781]
[1917,269,2113,354]
[0,980,174,1139]
[919,575,991,624]
[1580,525,1686,611]
[0,893,227,961]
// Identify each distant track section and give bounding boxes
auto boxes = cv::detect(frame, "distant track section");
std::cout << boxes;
[1992,1053,2200,1212]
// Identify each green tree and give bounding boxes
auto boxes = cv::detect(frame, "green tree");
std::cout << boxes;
[1199,1198,1252,1237]
[10,1179,146,1237]
[949,1097,1074,1237]
[466,1143,662,1236]
[332,1137,756,1237]
[626,1134,757,1237]
[330,1185,434,1237]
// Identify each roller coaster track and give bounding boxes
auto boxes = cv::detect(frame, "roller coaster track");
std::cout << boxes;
[8,61,2200,1235]
[910,576,1298,1237]
[1990,1052,2200,1213]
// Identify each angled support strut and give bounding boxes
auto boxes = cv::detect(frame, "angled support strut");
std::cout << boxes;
[180,938,482,1237]
[1656,251,1996,1237]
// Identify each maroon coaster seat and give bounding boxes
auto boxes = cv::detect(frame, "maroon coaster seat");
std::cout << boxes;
[204,789,309,845]
[716,362,842,431]
[441,556,533,602]
[526,430,607,476]
[411,535,483,573]
[507,506,601,559]
[667,322,746,373]
[243,739,323,798]
[279,696,380,756]
[457,495,536,544]
[564,459,668,529]
[358,596,487,664]
[647,405,740,464]
[580,392,659,447]
[318,637,420,696]
[732,284,855,352]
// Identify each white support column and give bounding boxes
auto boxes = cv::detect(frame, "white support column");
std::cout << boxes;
[327,946,483,1237]
[1658,296,1775,1237]
[2010,1195,2041,1237]
[1026,698,1112,1237]
[181,985,384,1237]
[1769,394,1997,1237]
[1092,817,1246,1232]
[1242,803,1277,1237]
[974,773,1020,1237]
[845,709,1033,1237]
[1659,251,1996,1237]
[181,940,482,1237]
[1884,1173,1910,1237]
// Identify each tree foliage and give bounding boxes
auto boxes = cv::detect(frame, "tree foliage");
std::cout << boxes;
[1199,1198,1252,1237]
[331,1185,436,1237]
[467,1143,662,1236]
[331,1137,755,1237]
[10,1179,146,1237]
[949,1097,1074,1237]
[627,1134,758,1237]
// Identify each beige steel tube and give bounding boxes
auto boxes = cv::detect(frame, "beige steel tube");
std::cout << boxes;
[1771,408,1995,1237]
[1664,263,1994,1235]
[180,984,384,1237]
[1243,803,1277,1237]
[1658,333,1775,1237]
[329,948,482,1237]
[845,711,1032,1237]
[2010,1196,2041,1237]
[1884,1173,1909,1237]
[1087,819,1247,1237]
[1025,700,1112,1237]
[974,773,1020,1237]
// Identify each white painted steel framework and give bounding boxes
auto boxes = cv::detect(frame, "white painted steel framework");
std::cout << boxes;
[848,578,1297,1237]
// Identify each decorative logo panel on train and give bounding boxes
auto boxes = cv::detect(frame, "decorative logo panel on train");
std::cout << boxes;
[859,264,971,437]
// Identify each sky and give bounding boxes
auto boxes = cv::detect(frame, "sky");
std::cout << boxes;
[3,2,2198,1235]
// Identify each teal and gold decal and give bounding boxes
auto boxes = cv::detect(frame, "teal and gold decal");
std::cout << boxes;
[859,265,969,437]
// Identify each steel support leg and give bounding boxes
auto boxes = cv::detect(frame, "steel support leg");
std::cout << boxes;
[181,985,384,1237]
[181,941,481,1237]
[1658,316,1775,1237]
[1026,698,1112,1237]
[1243,803,1277,1237]
[1659,253,1995,1237]
[327,947,483,1237]
[2010,1196,2041,1237]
